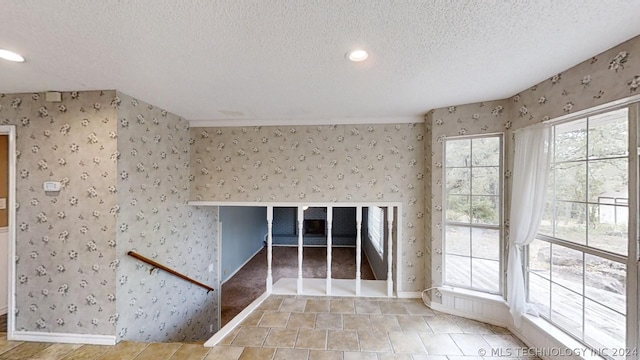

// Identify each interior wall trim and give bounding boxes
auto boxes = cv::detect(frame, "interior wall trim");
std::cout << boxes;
[205,292,270,347]
[220,244,264,285]
[11,331,117,346]
[189,116,424,128]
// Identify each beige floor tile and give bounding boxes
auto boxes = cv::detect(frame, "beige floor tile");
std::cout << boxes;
[295,329,327,350]
[218,327,242,346]
[378,302,408,315]
[354,301,381,315]
[238,347,275,360]
[305,300,330,313]
[343,351,377,360]
[387,331,426,354]
[259,311,291,328]
[231,327,270,347]
[287,313,316,329]
[273,348,309,360]
[258,297,284,311]
[264,328,298,348]
[133,342,182,360]
[395,315,431,333]
[403,301,436,316]
[0,341,24,357]
[411,355,448,360]
[330,299,355,314]
[29,343,82,360]
[240,310,265,327]
[450,333,491,356]
[356,331,391,352]
[481,334,527,351]
[417,333,462,356]
[487,324,512,334]
[280,298,307,313]
[423,315,462,333]
[203,346,244,360]
[453,317,494,334]
[376,353,412,360]
[308,350,342,360]
[315,313,343,330]
[167,344,210,360]
[96,341,149,360]
[327,330,359,351]
[61,345,110,360]
[369,315,401,331]
[342,314,371,331]
[0,342,52,359]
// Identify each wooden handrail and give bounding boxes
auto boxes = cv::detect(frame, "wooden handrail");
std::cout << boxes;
[127,251,214,293]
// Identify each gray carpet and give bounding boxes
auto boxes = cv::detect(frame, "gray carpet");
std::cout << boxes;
[221,246,376,326]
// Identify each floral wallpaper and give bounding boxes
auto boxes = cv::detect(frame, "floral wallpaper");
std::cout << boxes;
[190,123,426,291]
[0,90,218,342]
[429,34,640,304]
[0,90,119,335]
[115,92,218,342]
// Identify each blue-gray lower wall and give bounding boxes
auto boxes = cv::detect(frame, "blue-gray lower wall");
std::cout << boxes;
[272,207,357,246]
[220,206,267,283]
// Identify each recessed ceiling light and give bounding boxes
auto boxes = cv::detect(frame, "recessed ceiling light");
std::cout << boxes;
[347,49,368,62]
[0,49,25,63]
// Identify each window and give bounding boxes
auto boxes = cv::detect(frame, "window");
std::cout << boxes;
[367,206,384,255]
[527,108,629,357]
[443,135,502,294]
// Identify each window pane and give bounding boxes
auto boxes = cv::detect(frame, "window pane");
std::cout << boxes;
[471,228,499,260]
[554,162,586,202]
[588,204,628,255]
[471,196,499,225]
[588,108,628,158]
[529,273,550,318]
[445,226,470,256]
[585,299,625,355]
[446,139,471,167]
[446,195,470,222]
[446,168,470,195]
[588,158,627,203]
[472,258,499,293]
[471,166,499,195]
[551,283,583,339]
[551,245,583,294]
[472,137,500,166]
[554,202,587,245]
[445,254,470,287]
[529,240,550,280]
[555,118,587,162]
[585,255,625,315]
[539,201,553,237]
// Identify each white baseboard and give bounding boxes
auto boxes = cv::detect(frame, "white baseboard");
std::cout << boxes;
[204,291,270,347]
[0,306,7,315]
[221,246,264,285]
[11,331,116,345]
[396,291,421,298]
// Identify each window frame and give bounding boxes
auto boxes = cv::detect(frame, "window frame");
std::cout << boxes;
[525,104,637,357]
[442,133,505,295]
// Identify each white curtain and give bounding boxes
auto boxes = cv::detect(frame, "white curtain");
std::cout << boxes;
[507,124,551,327]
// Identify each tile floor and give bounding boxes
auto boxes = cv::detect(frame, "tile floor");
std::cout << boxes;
[0,295,534,359]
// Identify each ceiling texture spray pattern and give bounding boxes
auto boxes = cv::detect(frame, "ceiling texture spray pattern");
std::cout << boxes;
[1,1,640,122]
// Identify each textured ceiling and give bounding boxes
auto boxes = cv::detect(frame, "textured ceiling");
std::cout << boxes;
[1,1,640,122]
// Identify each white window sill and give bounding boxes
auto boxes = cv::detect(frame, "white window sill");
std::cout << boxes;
[521,315,606,360]
[436,286,506,305]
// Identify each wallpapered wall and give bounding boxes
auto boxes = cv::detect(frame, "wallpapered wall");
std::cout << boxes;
[190,123,427,291]
[428,34,640,303]
[0,90,218,342]
[0,90,119,335]
[115,92,218,342]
